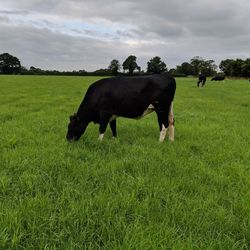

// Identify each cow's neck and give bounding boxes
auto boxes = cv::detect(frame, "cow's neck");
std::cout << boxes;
[77,104,91,124]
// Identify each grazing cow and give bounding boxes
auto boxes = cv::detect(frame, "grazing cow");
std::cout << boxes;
[197,73,206,87]
[66,73,176,143]
[211,76,225,81]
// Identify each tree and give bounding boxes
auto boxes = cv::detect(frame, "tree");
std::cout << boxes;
[201,59,217,76]
[219,59,234,76]
[175,62,194,75]
[174,57,216,76]
[122,55,139,75]
[190,56,217,76]
[219,58,249,77]
[231,59,243,77]
[0,53,21,74]
[241,58,250,77]
[108,59,121,75]
[147,56,167,74]
[190,56,203,75]
[93,68,112,76]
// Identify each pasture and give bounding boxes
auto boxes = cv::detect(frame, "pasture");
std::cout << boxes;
[0,75,250,249]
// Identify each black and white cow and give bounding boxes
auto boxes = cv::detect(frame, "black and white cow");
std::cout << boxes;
[66,73,176,143]
[211,76,225,81]
[197,73,206,87]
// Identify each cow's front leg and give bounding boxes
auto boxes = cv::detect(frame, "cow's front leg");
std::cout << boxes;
[109,119,117,138]
[99,112,110,141]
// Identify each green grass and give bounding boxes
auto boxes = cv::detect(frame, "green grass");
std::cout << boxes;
[0,75,250,249]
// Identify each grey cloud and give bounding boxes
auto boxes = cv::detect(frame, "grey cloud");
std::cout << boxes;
[0,23,132,71]
[0,9,29,15]
[0,15,10,23]
[0,0,250,70]
[48,0,249,40]
[2,1,249,40]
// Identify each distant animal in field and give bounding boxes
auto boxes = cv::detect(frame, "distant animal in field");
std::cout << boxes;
[197,73,206,87]
[211,76,225,81]
[66,73,176,143]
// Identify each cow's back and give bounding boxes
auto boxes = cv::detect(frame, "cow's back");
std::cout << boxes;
[82,73,176,118]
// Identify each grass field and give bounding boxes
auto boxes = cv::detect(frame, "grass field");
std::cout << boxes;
[0,75,250,249]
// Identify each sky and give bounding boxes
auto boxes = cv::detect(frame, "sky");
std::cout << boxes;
[0,0,249,71]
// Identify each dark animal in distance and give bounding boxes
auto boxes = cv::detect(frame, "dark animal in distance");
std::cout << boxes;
[66,73,176,143]
[211,76,225,81]
[197,73,206,87]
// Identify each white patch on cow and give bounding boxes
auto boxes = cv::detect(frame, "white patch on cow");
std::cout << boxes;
[139,104,154,118]
[109,115,118,122]
[159,124,167,142]
[99,133,104,141]
[168,102,174,142]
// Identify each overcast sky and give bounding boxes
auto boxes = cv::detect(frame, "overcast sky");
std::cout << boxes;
[0,0,249,71]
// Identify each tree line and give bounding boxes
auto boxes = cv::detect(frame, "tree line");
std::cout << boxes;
[0,52,250,77]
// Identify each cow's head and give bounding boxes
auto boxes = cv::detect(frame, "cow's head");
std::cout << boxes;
[66,113,87,142]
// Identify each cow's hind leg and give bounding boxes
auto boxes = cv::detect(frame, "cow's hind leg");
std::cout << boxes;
[109,119,117,138]
[156,111,168,142]
[168,102,175,142]
[156,101,175,143]
[202,79,206,87]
